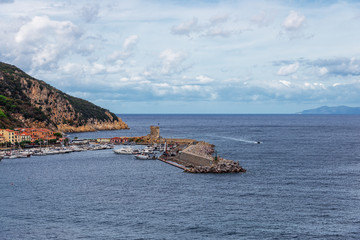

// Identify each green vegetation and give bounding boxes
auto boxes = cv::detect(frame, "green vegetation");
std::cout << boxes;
[0,94,46,122]
[65,94,117,123]
[0,61,122,130]
[0,109,6,118]
[54,132,62,138]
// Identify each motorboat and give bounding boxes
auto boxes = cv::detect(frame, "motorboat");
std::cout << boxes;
[9,153,30,159]
[134,153,156,160]
[132,149,141,155]
[113,147,134,155]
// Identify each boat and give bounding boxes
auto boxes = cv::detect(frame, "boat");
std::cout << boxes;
[134,153,156,160]
[33,151,46,156]
[132,149,141,155]
[113,147,134,155]
[8,153,30,159]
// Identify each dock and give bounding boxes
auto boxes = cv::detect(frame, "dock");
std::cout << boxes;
[157,157,187,170]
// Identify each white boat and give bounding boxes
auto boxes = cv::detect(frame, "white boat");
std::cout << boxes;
[9,154,30,159]
[132,149,141,155]
[134,153,156,160]
[33,151,46,156]
[113,147,134,155]
[143,146,155,153]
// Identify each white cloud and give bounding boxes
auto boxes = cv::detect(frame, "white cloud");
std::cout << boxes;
[14,15,81,69]
[159,49,187,75]
[171,17,199,36]
[277,62,299,76]
[205,27,231,38]
[279,80,291,87]
[195,75,214,84]
[282,10,305,31]
[80,4,100,23]
[210,13,229,25]
[171,14,243,38]
[319,67,328,76]
[250,11,273,27]
[123,35,139,51]
[107,35,139,63]
[304,82,326,90]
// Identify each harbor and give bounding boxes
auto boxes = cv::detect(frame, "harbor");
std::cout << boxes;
[1,126,246,173]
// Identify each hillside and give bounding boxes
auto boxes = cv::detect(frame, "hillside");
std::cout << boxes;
[0,62,128,132]
[299,105,360,114]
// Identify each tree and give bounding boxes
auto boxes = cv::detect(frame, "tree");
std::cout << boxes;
[53,132,62,139]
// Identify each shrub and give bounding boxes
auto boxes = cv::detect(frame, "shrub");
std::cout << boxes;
[0,109,6,118]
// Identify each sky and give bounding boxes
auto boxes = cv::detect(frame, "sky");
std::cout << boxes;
[1,0,360,114]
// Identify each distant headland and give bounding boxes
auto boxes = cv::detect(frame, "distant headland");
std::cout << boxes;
[298,105,360,114]
[0,62,128,132]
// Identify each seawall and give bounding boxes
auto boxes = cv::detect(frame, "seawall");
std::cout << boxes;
[177,151,213,167]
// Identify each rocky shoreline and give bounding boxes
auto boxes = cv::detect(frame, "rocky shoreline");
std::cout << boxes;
[57,118,129,133]
[184,160,246,173]
[160,141,246,174]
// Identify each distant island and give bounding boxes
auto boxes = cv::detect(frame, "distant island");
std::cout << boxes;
[299,106,360,114]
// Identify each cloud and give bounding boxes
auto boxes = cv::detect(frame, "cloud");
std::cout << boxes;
[210,13,229,25]
[312,57,360,76]
[277,62,299,76]
[13,16,81,70]
[159,49,188,75]
[123,35,139,51]
[250,11,273,27]
[204,26,232,38]
[195,75,214,84]
[171,17,199,36]
[282,10,305,31]
[279,80,291,87]
[318,67,328,76]
[171,14,242,38]
[0,0,13,3]
[107,35,139,63]
[80,4,100,23]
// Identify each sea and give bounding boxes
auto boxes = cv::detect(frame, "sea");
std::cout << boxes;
[1,114,359,239]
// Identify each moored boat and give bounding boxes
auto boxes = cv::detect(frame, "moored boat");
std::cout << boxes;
[134,153,156,160]
[113,147,134,155]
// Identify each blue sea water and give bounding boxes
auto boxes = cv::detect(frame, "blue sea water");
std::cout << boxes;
[1,114,360,239]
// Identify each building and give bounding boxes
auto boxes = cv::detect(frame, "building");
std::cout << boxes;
[0,129,20,144]
[14,128,56,142]
[0,134,5,143]
[96,138,111,143]
[110,137,129,144]
[19,132,32,142]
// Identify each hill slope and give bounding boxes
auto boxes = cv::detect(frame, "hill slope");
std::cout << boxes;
[299,105,360,114]
[0,62,128,132]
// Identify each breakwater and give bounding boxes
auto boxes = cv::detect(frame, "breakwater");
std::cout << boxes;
[74,125,246,174]
[158,141,246,174]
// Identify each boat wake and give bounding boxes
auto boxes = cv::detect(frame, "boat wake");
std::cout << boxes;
[218,136,262,144]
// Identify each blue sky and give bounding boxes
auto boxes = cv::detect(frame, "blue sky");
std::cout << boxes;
[1,0,360,113]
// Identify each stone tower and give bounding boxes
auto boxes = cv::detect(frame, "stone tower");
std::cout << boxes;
[150,126,160,141]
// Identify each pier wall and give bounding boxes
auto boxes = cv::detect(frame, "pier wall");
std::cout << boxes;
[177,152,213,167]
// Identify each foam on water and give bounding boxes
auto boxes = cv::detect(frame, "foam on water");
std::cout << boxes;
[214,135,261,144]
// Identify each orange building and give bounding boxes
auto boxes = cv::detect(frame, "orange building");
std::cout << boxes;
[110,137,129,144]
[14,128,56,142]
